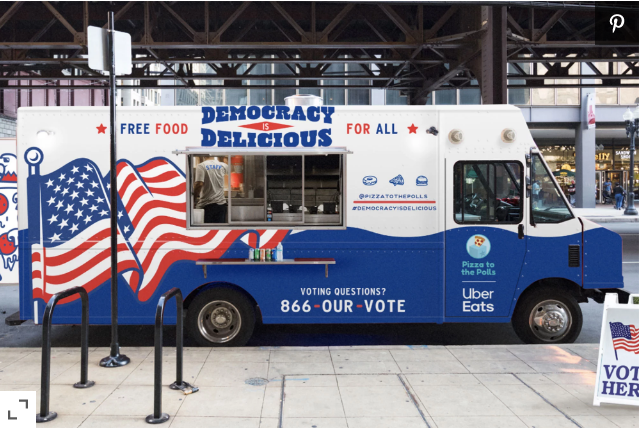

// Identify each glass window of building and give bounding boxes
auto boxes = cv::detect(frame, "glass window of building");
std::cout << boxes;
[620,85,639,105]
[594,62,618,105]
[226,88,247,105]
[347,63,370,105]
[386,90,408,105]
[556,62,579,105]
[620,61,639,105]
[225,64,248,105]
[299,87,321,97]
[531,80,555,105]
[435,88,456,105]
[508,63,531,105]
[249,62,273,105]
[177,87,199,106]
[274,62,296,105]
[453,161,523,224]
[323,63,346,105]
[298,64,322,98]
[460,81,481,104]
[200,65,223,106]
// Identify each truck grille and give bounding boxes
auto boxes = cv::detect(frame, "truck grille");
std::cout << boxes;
[568,245,581,267]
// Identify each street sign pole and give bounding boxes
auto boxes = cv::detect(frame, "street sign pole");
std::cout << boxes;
[99,11,130,368]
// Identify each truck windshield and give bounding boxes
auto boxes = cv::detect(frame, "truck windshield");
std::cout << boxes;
[531,154,573,223]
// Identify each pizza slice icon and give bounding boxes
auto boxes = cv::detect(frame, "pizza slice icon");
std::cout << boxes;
[474,236,485,247]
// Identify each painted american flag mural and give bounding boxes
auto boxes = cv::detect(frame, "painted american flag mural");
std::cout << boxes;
[29,153,289,303]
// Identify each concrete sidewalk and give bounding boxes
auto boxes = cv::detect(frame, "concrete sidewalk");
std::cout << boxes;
[0,344,637,428]
[573,206,639,223]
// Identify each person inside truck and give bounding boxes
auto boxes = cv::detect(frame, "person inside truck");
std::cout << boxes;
[193,156,229,223]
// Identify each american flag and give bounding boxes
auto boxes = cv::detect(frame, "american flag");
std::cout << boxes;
[114,158,292,301]
[609,322,639,359]
[32,160,138,302]
[32,157,290,303]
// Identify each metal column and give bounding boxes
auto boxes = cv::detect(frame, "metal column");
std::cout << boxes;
[575,63,596,208]
[479,6,507,105]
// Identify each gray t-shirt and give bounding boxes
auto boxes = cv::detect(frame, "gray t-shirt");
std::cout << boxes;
[195,159,228,208]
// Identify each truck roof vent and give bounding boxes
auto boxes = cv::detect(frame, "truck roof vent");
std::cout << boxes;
[449,129,463,144]
[502,128,517,143]
[284,94,323,107]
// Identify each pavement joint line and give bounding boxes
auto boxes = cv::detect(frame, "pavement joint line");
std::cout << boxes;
[511,373,583,428]
[330,346,349,427]
[278,373,285,428]
[397,373,431,428]
[258,350,274,426]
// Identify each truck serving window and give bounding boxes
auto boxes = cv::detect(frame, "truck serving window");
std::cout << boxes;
[531,154,574,223]
[453,161,523,224]
[182,149,347,229]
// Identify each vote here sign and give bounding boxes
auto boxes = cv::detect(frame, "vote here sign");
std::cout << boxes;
[593,293,639,407]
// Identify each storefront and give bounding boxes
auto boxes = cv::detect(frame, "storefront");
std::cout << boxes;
[537,140,639,203]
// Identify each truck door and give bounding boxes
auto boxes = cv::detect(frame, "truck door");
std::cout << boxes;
[445,159,527,317]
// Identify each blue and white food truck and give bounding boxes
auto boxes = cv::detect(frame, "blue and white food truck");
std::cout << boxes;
[16,98,626,346]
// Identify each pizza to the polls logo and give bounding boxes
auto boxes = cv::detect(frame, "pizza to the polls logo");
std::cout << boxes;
[466,234,491,259]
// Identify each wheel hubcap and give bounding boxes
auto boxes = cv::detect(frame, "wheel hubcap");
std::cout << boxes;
[198,300,242,343]
[529,300,572,342]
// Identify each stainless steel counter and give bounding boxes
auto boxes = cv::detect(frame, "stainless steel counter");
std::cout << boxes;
[231,198,264,206]
[272,213,340,224]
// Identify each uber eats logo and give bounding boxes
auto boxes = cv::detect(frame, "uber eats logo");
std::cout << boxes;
[200,105,334,148]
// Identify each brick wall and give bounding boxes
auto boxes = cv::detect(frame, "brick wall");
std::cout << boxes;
[0,114,16,138]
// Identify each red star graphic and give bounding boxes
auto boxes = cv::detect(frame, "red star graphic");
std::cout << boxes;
[96,124,107,134]
[408,124,418,134]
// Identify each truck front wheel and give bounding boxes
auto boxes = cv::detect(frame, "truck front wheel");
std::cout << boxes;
[512,288,582,344]
[187,288,256,347]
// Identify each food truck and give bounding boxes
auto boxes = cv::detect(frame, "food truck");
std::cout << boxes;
[16,99,626,346]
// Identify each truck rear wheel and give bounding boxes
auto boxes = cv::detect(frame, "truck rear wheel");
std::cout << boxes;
[512,288,582,344]
[187,288,255,347]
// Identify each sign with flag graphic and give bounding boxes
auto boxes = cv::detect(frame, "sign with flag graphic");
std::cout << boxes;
[593,293,639,407]
[609,322,639,360]
[24,147,289,309]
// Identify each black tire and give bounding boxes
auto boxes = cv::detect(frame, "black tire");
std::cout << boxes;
[186,287,256,347]
[512,287,583,344]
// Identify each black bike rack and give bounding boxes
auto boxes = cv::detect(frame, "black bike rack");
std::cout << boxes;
[146,287,198,424]
[36,286,94,423]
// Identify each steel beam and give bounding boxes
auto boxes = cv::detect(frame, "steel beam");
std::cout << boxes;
[0,1,634,102]
[41,1,79,40]
[0,2,23,33]
[318,4,354,41]
[0,57,632,65]
[101,1,137,29]
[211,2,251,42]
[4,83,634,90]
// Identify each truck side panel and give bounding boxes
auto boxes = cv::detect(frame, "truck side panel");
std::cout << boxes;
[18,106,445,325]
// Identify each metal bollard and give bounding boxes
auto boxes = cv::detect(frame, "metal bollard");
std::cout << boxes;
[36,286,94,423]
[146,287,198,424]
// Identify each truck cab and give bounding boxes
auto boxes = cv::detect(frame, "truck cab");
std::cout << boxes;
[440,106,625,343]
